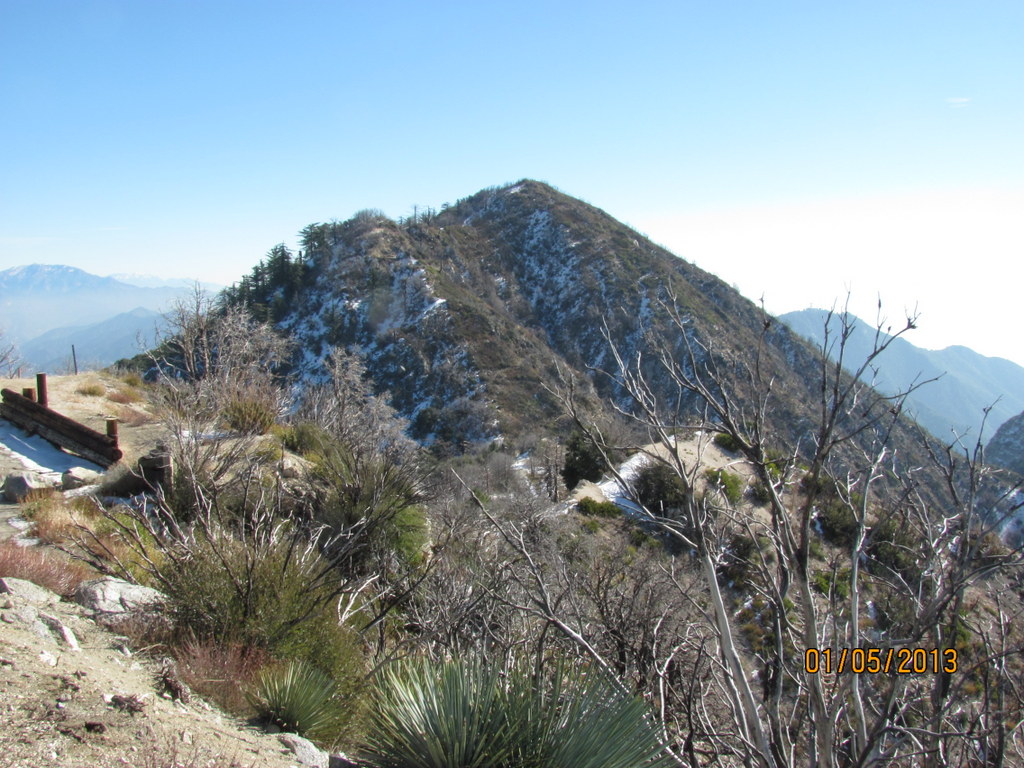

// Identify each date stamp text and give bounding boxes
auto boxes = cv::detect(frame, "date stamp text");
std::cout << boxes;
[804,647,957,675]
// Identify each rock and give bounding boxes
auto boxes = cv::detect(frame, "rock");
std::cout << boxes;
[0,577,60,605]
[39,649,58,666]
[74,577,165,616]
[329,753,361,768]
[2,471,59,502]
[278,455,309,479]
[278,733,328,768]
[61,467,102,490]
[39,612,81,651]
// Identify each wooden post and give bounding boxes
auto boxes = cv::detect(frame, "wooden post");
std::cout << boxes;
[35,373,48,408]
[21,388,36,402]
[106,418,119,444]
[71,345,78,376]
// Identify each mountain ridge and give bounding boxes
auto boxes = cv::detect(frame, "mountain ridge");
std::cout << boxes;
[224,180,924,465]
[780,307,1024,440]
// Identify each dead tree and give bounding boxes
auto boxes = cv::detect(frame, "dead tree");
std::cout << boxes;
[556,298,1024,768]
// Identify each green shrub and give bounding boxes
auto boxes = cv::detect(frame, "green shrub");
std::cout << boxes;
[362,656,673,768]
[223,397,276,435]
[577,496,620,518]
[632,462,688,515]
[817,499,861,549]
[704,468,743,505]
[310,441,423,575]
[164,531,323,647]
[719,534,758,588]
[629,526,658,548]
[809,539,825,561]
[247,660,340,738]
[750,480,772,504]
[274,421,331,456]
[763,448,788,481]
[867,516,921,582]
[160,528,368,743]
[391,505,430,566]
[713,432,742,453]
[811,569,851,600]
[562,430,606,490]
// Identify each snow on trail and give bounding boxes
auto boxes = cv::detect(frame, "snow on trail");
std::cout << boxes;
[0,421,104,481]
[596,451,651,516]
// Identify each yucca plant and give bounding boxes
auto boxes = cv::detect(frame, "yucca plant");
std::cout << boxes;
[246,659,338,738]
[363,656,515,768]
[361,656,674,768]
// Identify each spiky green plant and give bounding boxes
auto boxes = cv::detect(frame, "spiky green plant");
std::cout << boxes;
[246,659,338,737]
[361,657,673,768]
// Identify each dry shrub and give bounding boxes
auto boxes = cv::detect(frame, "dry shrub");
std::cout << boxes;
[114,403,155,426]
[0,539,96,597]
[108,386,143,404]
[96,464,150,497]
[222,396,276,435]
[119,371,144,388]
[22,494,103,545]
[75,381,106,397]
[176,639,270,715]
[21,493,76,544]
[20,486,58,504]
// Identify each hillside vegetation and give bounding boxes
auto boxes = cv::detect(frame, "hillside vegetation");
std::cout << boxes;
[3,180,1022,767]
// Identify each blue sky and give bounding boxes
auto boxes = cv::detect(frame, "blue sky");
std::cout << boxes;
[2,1,1022,365]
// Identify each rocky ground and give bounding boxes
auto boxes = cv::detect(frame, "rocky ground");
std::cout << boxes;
[0,577,347,768]
[0,374,358,767]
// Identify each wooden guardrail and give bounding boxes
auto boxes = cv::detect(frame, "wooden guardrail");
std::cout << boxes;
[0,380,122,468]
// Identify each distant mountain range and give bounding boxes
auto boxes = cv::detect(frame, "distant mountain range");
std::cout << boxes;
[16,307,164,374]
[0,265,218,372]
[988,412,1024,476]
[780,308,1024,442]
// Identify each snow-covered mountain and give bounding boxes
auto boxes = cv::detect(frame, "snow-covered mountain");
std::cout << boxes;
[223,180,931,466]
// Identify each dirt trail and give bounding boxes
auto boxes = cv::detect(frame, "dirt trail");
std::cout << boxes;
[0,372,170,542]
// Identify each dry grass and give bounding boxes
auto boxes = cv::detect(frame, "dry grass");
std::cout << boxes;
[96,464,151,497]
[117,371,145,388]
[114,403,156,426]
[21,494,104,545]
[176,639,270,716]
[75,382,106,397]
[0,539,96,597]
[108,386,144,404]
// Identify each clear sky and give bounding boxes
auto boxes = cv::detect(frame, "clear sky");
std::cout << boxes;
[2,1,1022,365]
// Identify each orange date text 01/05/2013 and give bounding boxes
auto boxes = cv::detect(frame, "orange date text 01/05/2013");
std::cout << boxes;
[804,647,957,675]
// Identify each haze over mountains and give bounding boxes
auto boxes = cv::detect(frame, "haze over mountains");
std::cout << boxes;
[780,308,1024,442]
[0,265,218,372]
